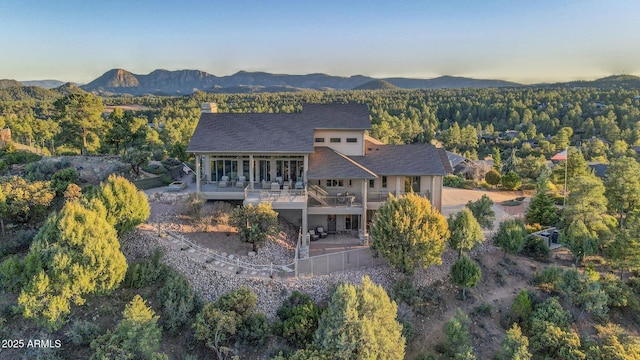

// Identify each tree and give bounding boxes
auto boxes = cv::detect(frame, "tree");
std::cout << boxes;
[529,298,585,359]
[466,194,495,229]
[516,154,548,180]
[194,286,267,360]
[157,271,198,334]
[501,171,522,190]
[50,168,78,195]
[526,173,559,226]
[562,172,609,238]
[493,219,528,258]
[94,174,150,235]
[0,176,54,223]
[562,220,599,264]
[370,193,449,274]
[606,213,640,278]
[448,209,484,259]
[53,93,106,155]
[91,294,166,359]
[512,290,533,326]
[229,203,279,253]
[605,156,640,227]
[493,147,502,171]
[122,147,152,176]
[485,169,502,188]
[498,323,532,360]
[314,276,405,360]
[444,308,476,359]
[450,256,481,301]
[274,291,322,348]
[18,201,127,329]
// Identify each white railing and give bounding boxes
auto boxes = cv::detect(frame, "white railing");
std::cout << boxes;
[244,187,307,202]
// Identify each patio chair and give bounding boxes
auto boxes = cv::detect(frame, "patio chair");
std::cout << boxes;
[271,182,280,191]
[316,226,328,238]
[295,180,304,189]
[309,229,320,241]
[218,176,230,188]
[235,176,246,188]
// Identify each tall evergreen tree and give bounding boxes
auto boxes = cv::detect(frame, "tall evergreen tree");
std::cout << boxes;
[448,208,484,259]
[466,194,495,229]
[604,156,640,227]
[450,256,482,301]
[314,276,405,360]
[526,172,559,226]
[53,93,106,155]
[370,193,449,274]
[94,174,150,235]
[18,201,127,329]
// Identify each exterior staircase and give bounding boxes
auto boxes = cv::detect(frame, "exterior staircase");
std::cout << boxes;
[307,184,329,206]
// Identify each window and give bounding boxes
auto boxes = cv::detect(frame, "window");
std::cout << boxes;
[346,138,357,143]
[382,176,387,188]
[369,179,375,188]
[330,138,341,143]
[314,137,324,143]
[326,179,344,187]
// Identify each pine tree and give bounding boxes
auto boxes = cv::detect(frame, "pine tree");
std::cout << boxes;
[91,294,165,359]
[448,209,484,259]
[526,173,559,226]
[466,194,496,229]
[498,323,532,360]
[18,201,127,329]
[493,219,528,258]
[94,174,150,235]
[229,203,279,253]
[370,193,449,274]
[450,256,482,301]
[314,276,405,360]
[604,156,640,227]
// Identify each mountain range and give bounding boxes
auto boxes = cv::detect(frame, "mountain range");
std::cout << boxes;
[77,68,520,95]
[4,70,640,96]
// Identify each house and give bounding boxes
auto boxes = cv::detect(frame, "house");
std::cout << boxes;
[186,103,451,243]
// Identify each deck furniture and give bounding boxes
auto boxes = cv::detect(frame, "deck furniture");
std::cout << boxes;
[218,176,230,188]
[235,176,246,188]
[309,229,320,241]
[316,226,328,238]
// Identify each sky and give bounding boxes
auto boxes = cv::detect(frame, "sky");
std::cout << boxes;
[1,0,639,84]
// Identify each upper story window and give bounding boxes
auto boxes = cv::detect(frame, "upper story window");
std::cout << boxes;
[314,137,325,143]
[369,179,375,188]
[382,176,387,188]
[326,179,344,187]
[346,138,358,143]
[330,138,341,143]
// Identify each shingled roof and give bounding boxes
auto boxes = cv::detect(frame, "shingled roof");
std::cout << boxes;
[307,147,377,179]
[350,141,451,176]
[187,103,371,153]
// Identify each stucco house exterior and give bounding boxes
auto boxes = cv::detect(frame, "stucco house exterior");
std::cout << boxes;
[186,103,452,243]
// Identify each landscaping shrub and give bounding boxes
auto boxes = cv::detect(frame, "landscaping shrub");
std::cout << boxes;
[444,175,464,188]
[532,266,564,293]
[0,229,38,257]
[274,291,321,348]
[389,277,420,307]
[157,271,199,334]
[143,163,167,175]
[124,248,168,288]
[1,150,41,165]
[66,320,102,346]
[239,312,270,346]
[50,168,78,195]
[521,236,550,262]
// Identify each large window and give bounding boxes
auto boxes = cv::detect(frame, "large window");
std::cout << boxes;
[211,159,239,181]
[326,179,344,187]
[345,215,359,230]
[382,176,387,188]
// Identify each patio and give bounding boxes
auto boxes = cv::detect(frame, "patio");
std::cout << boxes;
[308,233,367,257]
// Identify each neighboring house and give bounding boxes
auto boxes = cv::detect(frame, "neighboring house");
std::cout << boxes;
[187,103,451,239]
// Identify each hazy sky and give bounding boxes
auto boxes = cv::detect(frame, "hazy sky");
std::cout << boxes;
[1,0,639,84]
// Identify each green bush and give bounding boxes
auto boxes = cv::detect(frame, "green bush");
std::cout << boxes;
[143,163,167,175]
[66,320,102,346]
[50,168,78,195]
[600,274,638,309]
[274,291,321,348]
[0,229,38,257]
[444,175,464,188]
[157,271,198,334]
[532,266,564,293]
[0,255,25,292]
[389,277,420,307]
[1,150,41,165]
[239,312,270,346]
[124,249,168,288]
[24,159,71,181]
[521,236,550,262]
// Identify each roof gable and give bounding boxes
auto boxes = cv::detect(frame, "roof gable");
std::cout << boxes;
[350,141,450,176]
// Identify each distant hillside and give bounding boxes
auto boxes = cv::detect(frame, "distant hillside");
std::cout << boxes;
[54,82,87,96]
[0,85,60,101]
[542,74,640,89]
[353,79,399,90]
[21,80,70,89]
[79,68,524,95]
[0,79,23,89]
[383,75,520,89]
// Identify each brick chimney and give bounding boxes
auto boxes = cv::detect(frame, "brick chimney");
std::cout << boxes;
[201,102,218,113]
